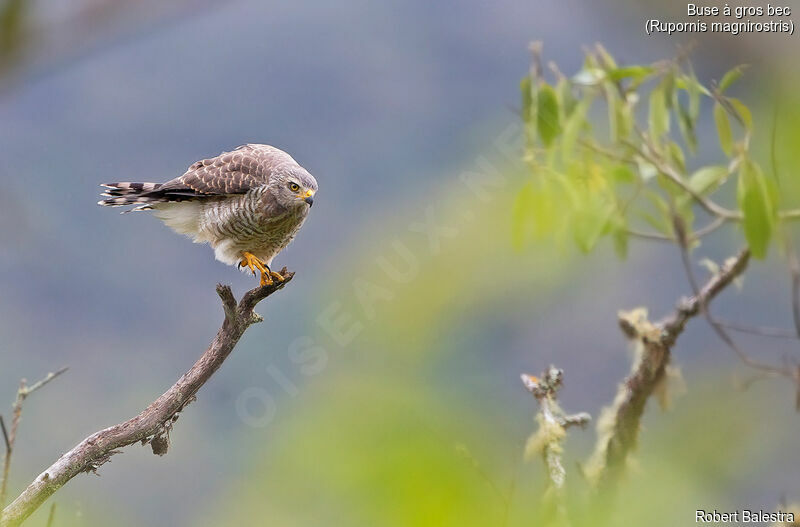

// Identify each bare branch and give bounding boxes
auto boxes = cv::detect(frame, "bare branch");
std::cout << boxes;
[715,319,800,340]
[216,284,238,326]
[522,367,589,524]
[586,249,751,486]
[0,368,68,522]
[625,228,672,242]
[673,223,787,376]
[19,368,68,400]
[0,269,294,527]
[691,216,726,239]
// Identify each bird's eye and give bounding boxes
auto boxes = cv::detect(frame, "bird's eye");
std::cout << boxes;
[288,182,300,192]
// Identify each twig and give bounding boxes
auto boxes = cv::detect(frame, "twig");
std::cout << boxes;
[715,319,800,340]
[19,369,68,399]
[631,140,742,221]
[586,249,751,486]
[625,216,726,244]
[0,270,294,527]
[734,370,785,392]
[522,367,590,524]
[0,369,68,523]
[633,133,800,223]
[691,216,726,239]
[625,228,672,242]
[673,218,788,376]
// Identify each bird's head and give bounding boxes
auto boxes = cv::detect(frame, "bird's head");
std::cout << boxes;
[271,168,318,209]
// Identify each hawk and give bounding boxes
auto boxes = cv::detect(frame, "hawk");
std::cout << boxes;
[99,144,317,286]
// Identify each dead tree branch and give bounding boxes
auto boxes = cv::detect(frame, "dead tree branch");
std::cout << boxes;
[522,367,590,524]
[0,270,293,527]
[0,368,68,520]
[585,249,750,486]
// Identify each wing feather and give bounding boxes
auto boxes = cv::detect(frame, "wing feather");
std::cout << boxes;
[152,144,298,199]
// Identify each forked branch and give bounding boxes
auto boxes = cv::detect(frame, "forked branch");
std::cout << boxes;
[585,250,750,486]
[0,270,294,527]
[0,368,68,519]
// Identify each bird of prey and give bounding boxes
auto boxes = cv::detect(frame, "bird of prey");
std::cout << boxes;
[98,144,317,286]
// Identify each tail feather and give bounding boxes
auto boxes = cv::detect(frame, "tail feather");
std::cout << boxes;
[98,182,206,211]
[100,182,161,196]
[97,182,164,208]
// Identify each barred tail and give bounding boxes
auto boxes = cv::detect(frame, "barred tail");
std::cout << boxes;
[97,182,165,210]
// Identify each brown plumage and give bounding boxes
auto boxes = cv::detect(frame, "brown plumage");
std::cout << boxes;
[99,144,318,285]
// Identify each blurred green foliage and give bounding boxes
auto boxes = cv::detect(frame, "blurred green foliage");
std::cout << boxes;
[193,371,782,527]
[513,45,795,260]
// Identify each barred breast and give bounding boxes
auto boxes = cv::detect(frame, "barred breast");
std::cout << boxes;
[198,188,309,267]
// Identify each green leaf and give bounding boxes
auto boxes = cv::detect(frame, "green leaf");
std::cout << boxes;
[638,190,673,236]
[728,98,753,131]
[557,77,577,118]
[596,44,617,69]
[718,65,746,94]
[605,85,621,142]
[689,166,728,195]
[536,83,561,147]
[561,97,590,162]
[676,102,698,154]
[607,66,653,82]
[616,98,633,141]
[687,78,702,119]
[572,204,610,253]
[713,102,733,156]
[667,142,685,173]
[649,87,670,139]
[612,165,637,185]
[676,73,711,99]
[520,76,533,124]
[608,213,629,259]
[661,71,676,108]
[737,159,775,258]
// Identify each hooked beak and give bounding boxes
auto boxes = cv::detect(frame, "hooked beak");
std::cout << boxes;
[303,189,315,207]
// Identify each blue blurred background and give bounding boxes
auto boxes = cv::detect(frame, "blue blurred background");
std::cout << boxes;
[1,1,799,525]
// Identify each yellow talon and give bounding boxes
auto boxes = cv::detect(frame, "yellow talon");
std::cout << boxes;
[240,252,273,286]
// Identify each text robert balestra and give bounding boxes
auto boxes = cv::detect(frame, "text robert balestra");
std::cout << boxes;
[696,509,795,523]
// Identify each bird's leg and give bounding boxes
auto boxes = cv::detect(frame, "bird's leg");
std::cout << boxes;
[240,252,273,286]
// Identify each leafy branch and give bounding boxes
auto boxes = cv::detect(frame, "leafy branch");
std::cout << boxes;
[514,44,800,387]
[514,43,800,259]
[514,45,800,499]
